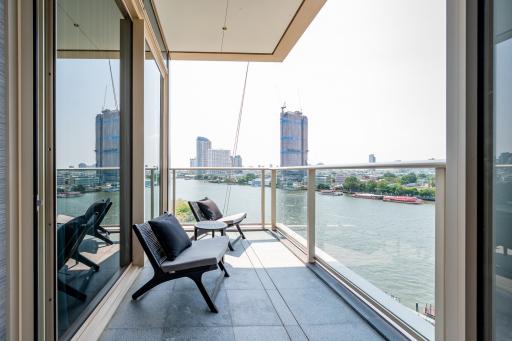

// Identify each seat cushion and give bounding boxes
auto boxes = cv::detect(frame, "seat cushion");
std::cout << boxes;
[161,236,229,272]
[197,198,223,220]
[149,214,191,261]
[218,212,247,225]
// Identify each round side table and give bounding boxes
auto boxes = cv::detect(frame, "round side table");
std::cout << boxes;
[194,221,234,251]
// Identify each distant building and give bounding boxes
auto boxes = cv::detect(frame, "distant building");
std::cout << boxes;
[196,136,211,174]
[369,154,376,163]
[190,158,197,167]
[209,149,231,166]
[95,109,120,182]
[280,108,308,167]
[232,155,243,167]
[208,149,230,175]
[95,109,120,167]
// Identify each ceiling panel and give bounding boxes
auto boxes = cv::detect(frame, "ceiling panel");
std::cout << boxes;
[153,0,304,54]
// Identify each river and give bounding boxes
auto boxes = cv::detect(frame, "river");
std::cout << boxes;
[57,178,435,312]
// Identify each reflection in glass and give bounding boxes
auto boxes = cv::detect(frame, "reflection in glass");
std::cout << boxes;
[493,6,512,337]
[144,48,162,220]
[56,0,124,338]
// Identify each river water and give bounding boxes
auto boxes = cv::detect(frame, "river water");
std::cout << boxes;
[57,178,435,312]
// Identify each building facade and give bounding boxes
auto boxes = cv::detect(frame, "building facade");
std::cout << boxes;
[280,109,308,167]
[369,154,376,163]
[95,109,120,167]
[232,155,243,167]
[196,136,211,168]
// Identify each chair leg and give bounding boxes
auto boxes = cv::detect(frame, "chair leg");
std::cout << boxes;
[191,273,218,313]
[58,279,87,302]
[75,253,100,272]
[95,229,114,245]
[235,224,246,239]
[218,261,230,277]
[132,276,164,300]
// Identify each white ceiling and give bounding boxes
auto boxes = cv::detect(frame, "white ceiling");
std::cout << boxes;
[57,0,123,51]
[153,0,304,54]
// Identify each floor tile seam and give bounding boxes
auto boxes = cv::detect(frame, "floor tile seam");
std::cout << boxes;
[241,236,310,341]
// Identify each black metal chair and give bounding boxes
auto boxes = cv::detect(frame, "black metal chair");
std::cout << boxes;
[132,215,230,313]
[57,214,98,301]
[84,199,113,245]
[188,199,247,245]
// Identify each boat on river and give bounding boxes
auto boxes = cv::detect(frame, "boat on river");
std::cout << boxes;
[319,190,343,196]
[352,193,383,200]
[383,196,423,204]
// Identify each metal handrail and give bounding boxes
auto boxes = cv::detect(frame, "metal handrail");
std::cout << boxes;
[169,159,446,171]
[168,160,445,339]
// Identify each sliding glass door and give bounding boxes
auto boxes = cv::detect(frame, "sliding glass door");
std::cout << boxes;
[482,0,512,339]
[55,0,130,339]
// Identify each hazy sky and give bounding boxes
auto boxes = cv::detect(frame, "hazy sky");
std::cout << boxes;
[170,0,446,167]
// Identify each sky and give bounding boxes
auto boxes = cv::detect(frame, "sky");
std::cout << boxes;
[55,0,447,169]
[170,0,447,167]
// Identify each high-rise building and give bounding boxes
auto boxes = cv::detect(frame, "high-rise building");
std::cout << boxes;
[196,136,211,174]
[209,149,231,175]
[280,108,308,173]
[190,158,197,167]
[95,109,120,167]
[95,109,120,183]
[369,154,376,163]
[232,155,243,167]
[196,136,211,167]
[209,149,231,167]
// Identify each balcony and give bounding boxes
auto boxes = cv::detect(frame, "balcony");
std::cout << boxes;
[90,160,444,339]
[101,230,388,340]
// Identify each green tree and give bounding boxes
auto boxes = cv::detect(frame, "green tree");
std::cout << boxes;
[175,199,194,223]
[419,188,435,199]
[317,183,330,190]
[343,176,361,192]
[366,180,377,193]
[400,172,417,185]
[72,184,85,192]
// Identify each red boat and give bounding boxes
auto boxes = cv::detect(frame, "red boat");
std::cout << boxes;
[383,196,423,204]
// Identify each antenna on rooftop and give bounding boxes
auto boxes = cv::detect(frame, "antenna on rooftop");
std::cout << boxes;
[102,84,108,111]
[281,102,287,113]
[297,89,303,113]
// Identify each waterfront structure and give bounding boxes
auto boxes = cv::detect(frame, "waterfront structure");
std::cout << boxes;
[369,154,376,163]
[280,108,308,167]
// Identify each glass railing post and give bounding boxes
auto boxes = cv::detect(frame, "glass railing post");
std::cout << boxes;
[307,168,316,263]
[435,166,446,339]
[172,169,176,215]
[150,168,155,218]
[271,169,277,230]
[261,169,265,228]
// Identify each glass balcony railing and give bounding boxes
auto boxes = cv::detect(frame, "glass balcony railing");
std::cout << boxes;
[168,160,445,340]
[169,168,270,225]
[56,167,121,226]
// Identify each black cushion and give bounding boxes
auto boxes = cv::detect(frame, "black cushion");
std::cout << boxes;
[197,198,223,220]
[149,214,191,261]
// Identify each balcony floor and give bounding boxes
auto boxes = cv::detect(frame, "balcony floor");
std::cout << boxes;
[100,230,384,341]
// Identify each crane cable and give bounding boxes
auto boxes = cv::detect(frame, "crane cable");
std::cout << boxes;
[223,62,250,213]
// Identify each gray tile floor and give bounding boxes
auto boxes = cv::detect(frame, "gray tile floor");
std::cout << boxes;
[100,231,384,341]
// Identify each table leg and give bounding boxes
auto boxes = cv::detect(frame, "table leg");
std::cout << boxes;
[221,229,234,251]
